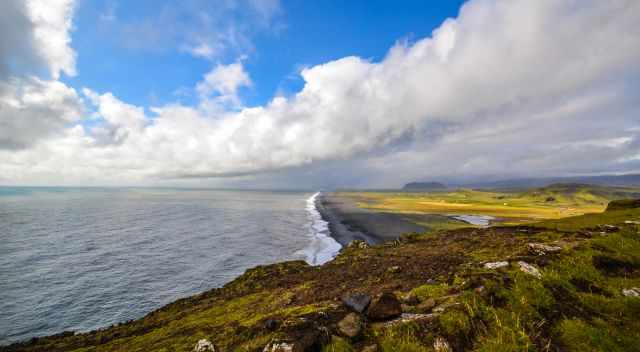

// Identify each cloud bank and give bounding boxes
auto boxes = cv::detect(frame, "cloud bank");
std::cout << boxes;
[1,0,639,186]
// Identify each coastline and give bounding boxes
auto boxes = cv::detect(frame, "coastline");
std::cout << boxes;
[316,192,426,246]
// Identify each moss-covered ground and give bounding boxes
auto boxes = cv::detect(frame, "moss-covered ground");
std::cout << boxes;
[4,200,640,352]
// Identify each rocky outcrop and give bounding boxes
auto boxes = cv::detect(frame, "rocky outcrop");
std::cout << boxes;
[484,261,509,269]
[337,313,363,338]
[342,293,371,313]
[366,293,402,321]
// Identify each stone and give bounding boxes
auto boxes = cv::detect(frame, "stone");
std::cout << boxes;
[264,318,279,330]
[342,293,372,313]
[433,337,451,352]
[338,313,363,338]
[518,261,542,279]
[484,261,509,269]
[433,302,461,313]
[528,243,562,256]
[416,298,436,312]
[367,292,402,321]
[624,220,640,225]
[622,288,640,297]
[193,339,216,352]
[263,341,296,352]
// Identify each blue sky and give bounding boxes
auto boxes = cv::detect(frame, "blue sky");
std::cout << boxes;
[64,0,465,109]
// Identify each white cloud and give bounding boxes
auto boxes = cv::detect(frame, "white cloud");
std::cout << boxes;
[1,0,77,79]
[1,0,639,186]
[0,77,83,150]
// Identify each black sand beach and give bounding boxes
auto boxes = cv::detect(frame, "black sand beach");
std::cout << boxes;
[317,192,427,246]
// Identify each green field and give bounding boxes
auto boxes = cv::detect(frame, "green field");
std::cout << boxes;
[340,183,640,228]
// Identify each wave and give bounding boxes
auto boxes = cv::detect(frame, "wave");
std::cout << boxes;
[300,192,342,265]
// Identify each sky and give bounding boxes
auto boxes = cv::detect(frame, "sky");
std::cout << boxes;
[0,0,639,188]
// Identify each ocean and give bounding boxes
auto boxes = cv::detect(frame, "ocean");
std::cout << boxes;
[0,188,340,345]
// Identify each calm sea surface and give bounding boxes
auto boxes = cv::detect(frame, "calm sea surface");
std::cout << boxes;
[0,188,336,345]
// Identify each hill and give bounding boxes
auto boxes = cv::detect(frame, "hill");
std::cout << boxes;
[402,182,447,191]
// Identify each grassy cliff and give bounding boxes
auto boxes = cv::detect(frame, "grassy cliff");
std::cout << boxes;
[4,200,640,352]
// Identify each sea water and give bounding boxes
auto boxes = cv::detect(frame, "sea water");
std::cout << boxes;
[0,188,339,345]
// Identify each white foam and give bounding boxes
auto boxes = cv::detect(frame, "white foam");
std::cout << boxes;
[300,192,342,265]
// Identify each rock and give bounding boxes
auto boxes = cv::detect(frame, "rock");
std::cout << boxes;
[193,339,216,352]
[367,292,402,321]
[361,345,378,352]
[528,243,562,256]
[622,288,640,297]
[264,318,279,330]
[263,341,296,352]
[545,196,556,202]
[597,224,620,233]
[380,313,438,328]
[342,293,371,313]
[474,285,485,294]
[416,298,436,312]
[387,265,401,274]
[624,220,640,225]
[433,337,451,352]
[484,261,509,269]
[518,261,542,278]
[338,313,363,338]
[348,240,370,249]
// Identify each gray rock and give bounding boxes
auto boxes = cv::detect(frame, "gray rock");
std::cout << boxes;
[338,313,363,338]
[381,313,438,328]
[622,288,640,297]
[263,341,296,352]
[528,243,562,256]
[194,339,216,352]
[342,293,371,313]
[367,292,402,321]
[484,261,509,269]
[518,261,542,278]
[348,240,370,249]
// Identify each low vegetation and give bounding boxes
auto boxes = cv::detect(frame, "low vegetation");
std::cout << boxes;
[4,198,640,352]
[342,183,640,227]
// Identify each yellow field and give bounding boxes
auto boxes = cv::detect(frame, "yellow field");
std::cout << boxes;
[339,184,639,225]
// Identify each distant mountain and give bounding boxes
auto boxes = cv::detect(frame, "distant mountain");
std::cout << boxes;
[460,174,640,189]
[402,181,447,191]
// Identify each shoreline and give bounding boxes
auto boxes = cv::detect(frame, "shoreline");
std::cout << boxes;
[316,192,427,246]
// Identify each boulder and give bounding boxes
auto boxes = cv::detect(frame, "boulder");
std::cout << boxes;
[518,261,542,279]
[484,261,509,269]
[528,243,562,256]
[367,292,402,321]
[342,293,371,313]
[622,288,640,297]
[337,313,363,338]
[193,339,216,352]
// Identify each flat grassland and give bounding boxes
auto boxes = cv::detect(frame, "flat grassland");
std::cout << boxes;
[339,183,640,227]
